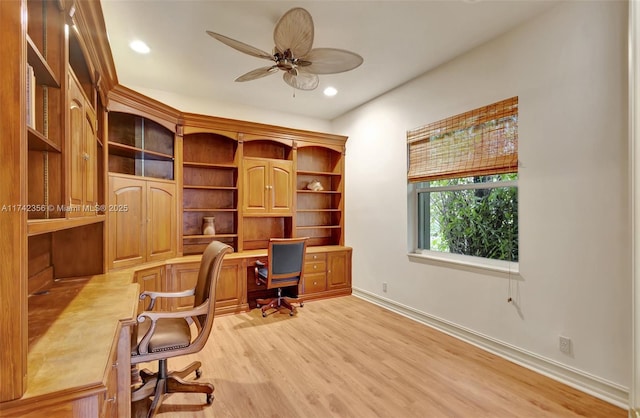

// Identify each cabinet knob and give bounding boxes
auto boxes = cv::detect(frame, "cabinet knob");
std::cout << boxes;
[83,152,90,161]
[313,265,317,269]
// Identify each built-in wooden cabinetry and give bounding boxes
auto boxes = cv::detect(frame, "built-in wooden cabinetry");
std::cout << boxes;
[106,86,180,269]
[1,0,351,413]
[182,130,240,254]
[108,175,176,269]
[242,157,294,215]
[0,0,130,412]
[68,70,99,216]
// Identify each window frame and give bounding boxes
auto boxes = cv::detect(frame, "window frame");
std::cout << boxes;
[409,178,519,274]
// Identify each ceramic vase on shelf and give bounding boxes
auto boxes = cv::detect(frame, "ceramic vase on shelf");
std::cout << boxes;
[202,216,215,236]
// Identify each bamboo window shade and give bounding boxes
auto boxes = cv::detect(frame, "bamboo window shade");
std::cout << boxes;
[407,97,518,183]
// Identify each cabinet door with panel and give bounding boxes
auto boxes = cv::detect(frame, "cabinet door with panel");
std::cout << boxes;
[68,71,98,217]
[168,263,199,311]
[135,266,164,313]
[215,258,245,313]
[108,174,176,269]
[242,158,293,215]
[168,258,245,314]
[109,175,146,269]
[327,250,352,290]
[146,181,176,262]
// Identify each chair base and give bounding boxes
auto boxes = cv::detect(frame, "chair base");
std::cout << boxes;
[256,288,303,317]
[132,359,213,418]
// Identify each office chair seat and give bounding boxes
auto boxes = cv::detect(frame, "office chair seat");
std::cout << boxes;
[133,318,191,354]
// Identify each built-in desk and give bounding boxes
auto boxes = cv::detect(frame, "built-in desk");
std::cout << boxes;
[134,245,353,315]
[0,245,351,418]
[0,271,139,417]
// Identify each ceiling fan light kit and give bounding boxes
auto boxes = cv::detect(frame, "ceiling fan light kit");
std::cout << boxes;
[207,7,363,91]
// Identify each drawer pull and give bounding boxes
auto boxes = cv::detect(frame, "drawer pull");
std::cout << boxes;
[106,396,116,403]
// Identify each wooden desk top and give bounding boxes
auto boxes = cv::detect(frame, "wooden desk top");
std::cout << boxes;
[164,245,352,266]
[17,271,138,403]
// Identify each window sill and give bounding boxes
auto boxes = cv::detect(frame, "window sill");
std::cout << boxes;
[408,251,520,276]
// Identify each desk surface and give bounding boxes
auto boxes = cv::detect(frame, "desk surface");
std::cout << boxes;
[18,271,138,403]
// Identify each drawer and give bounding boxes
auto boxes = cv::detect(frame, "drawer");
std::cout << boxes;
[304,260,326,274]
[305,253,326,262]
[303,273,326,293]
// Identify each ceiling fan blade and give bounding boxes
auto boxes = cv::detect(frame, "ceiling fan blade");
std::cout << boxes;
[283,70,319,91]
[273,8,314,58]
[235,66,279,82]
[206,31,273,61]
[302,48,364,74]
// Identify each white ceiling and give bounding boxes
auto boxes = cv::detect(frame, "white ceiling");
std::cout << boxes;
[100,0,557,121]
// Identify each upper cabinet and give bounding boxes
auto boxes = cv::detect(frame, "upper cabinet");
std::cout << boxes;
[242,157,294,216]
[106,86,181,267]
[68,70,98,216]
[108,112,175,180]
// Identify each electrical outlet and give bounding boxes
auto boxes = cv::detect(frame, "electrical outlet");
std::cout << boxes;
[382,282,388,292]
[559,336,572,354]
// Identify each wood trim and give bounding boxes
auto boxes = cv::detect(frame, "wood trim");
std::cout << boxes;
[107,85,181,132]
[72,0,118,95]
[181,112,347,146]
[0,0,28,401]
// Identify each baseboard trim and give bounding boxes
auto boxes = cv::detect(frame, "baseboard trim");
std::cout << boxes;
[352,287,629,409]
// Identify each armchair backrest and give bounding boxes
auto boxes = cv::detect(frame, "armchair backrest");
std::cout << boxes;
[194,240,233,330]
[266,237,308,289]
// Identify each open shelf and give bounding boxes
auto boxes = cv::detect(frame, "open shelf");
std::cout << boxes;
[108,141,173,161]
[183,161,236,169]
[183,233,238,240]
[27,215,106,237]
[28,127,62,152]
[183,185,237,190]
[26,35,60,88]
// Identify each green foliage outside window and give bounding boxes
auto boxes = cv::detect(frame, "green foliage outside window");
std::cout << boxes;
[421,174,518,262]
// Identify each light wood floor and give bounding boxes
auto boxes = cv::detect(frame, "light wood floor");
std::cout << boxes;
[136,296,625,417]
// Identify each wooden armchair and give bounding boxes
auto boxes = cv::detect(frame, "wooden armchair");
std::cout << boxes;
[131,240,232,418]
[255,237,308,317]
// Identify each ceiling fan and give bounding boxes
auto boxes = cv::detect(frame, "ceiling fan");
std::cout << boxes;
[206,7,363,91]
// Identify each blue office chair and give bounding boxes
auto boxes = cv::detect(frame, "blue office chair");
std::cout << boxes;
[255,237,308,317]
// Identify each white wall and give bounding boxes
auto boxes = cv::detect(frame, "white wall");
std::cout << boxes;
[333,0,631,401]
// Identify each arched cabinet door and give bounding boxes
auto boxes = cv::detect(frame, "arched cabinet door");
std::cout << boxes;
[242,157,293,215]
[68,70,98,217]
[108,174,176,269]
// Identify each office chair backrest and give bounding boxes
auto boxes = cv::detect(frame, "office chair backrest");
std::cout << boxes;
[193,240,233,330]
[267,237,307,288]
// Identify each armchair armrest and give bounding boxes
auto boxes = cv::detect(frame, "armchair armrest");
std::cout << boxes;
[254,260,267,286]
[136,302,209,355]
[139,288,195,311]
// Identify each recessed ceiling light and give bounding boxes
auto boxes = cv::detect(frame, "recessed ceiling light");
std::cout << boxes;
[323,87,338,97]
[129,40,150,54]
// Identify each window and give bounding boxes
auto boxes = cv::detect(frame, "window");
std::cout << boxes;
[408,97,518,263]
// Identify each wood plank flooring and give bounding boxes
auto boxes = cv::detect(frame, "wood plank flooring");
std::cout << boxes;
[135,296,626,417]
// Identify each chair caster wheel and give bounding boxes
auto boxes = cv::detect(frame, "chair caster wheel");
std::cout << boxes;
[195,368,202,379]
[289,311,294,316]
[300,302,304,307]
[206,393,214,405]
[262,311,267,317]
